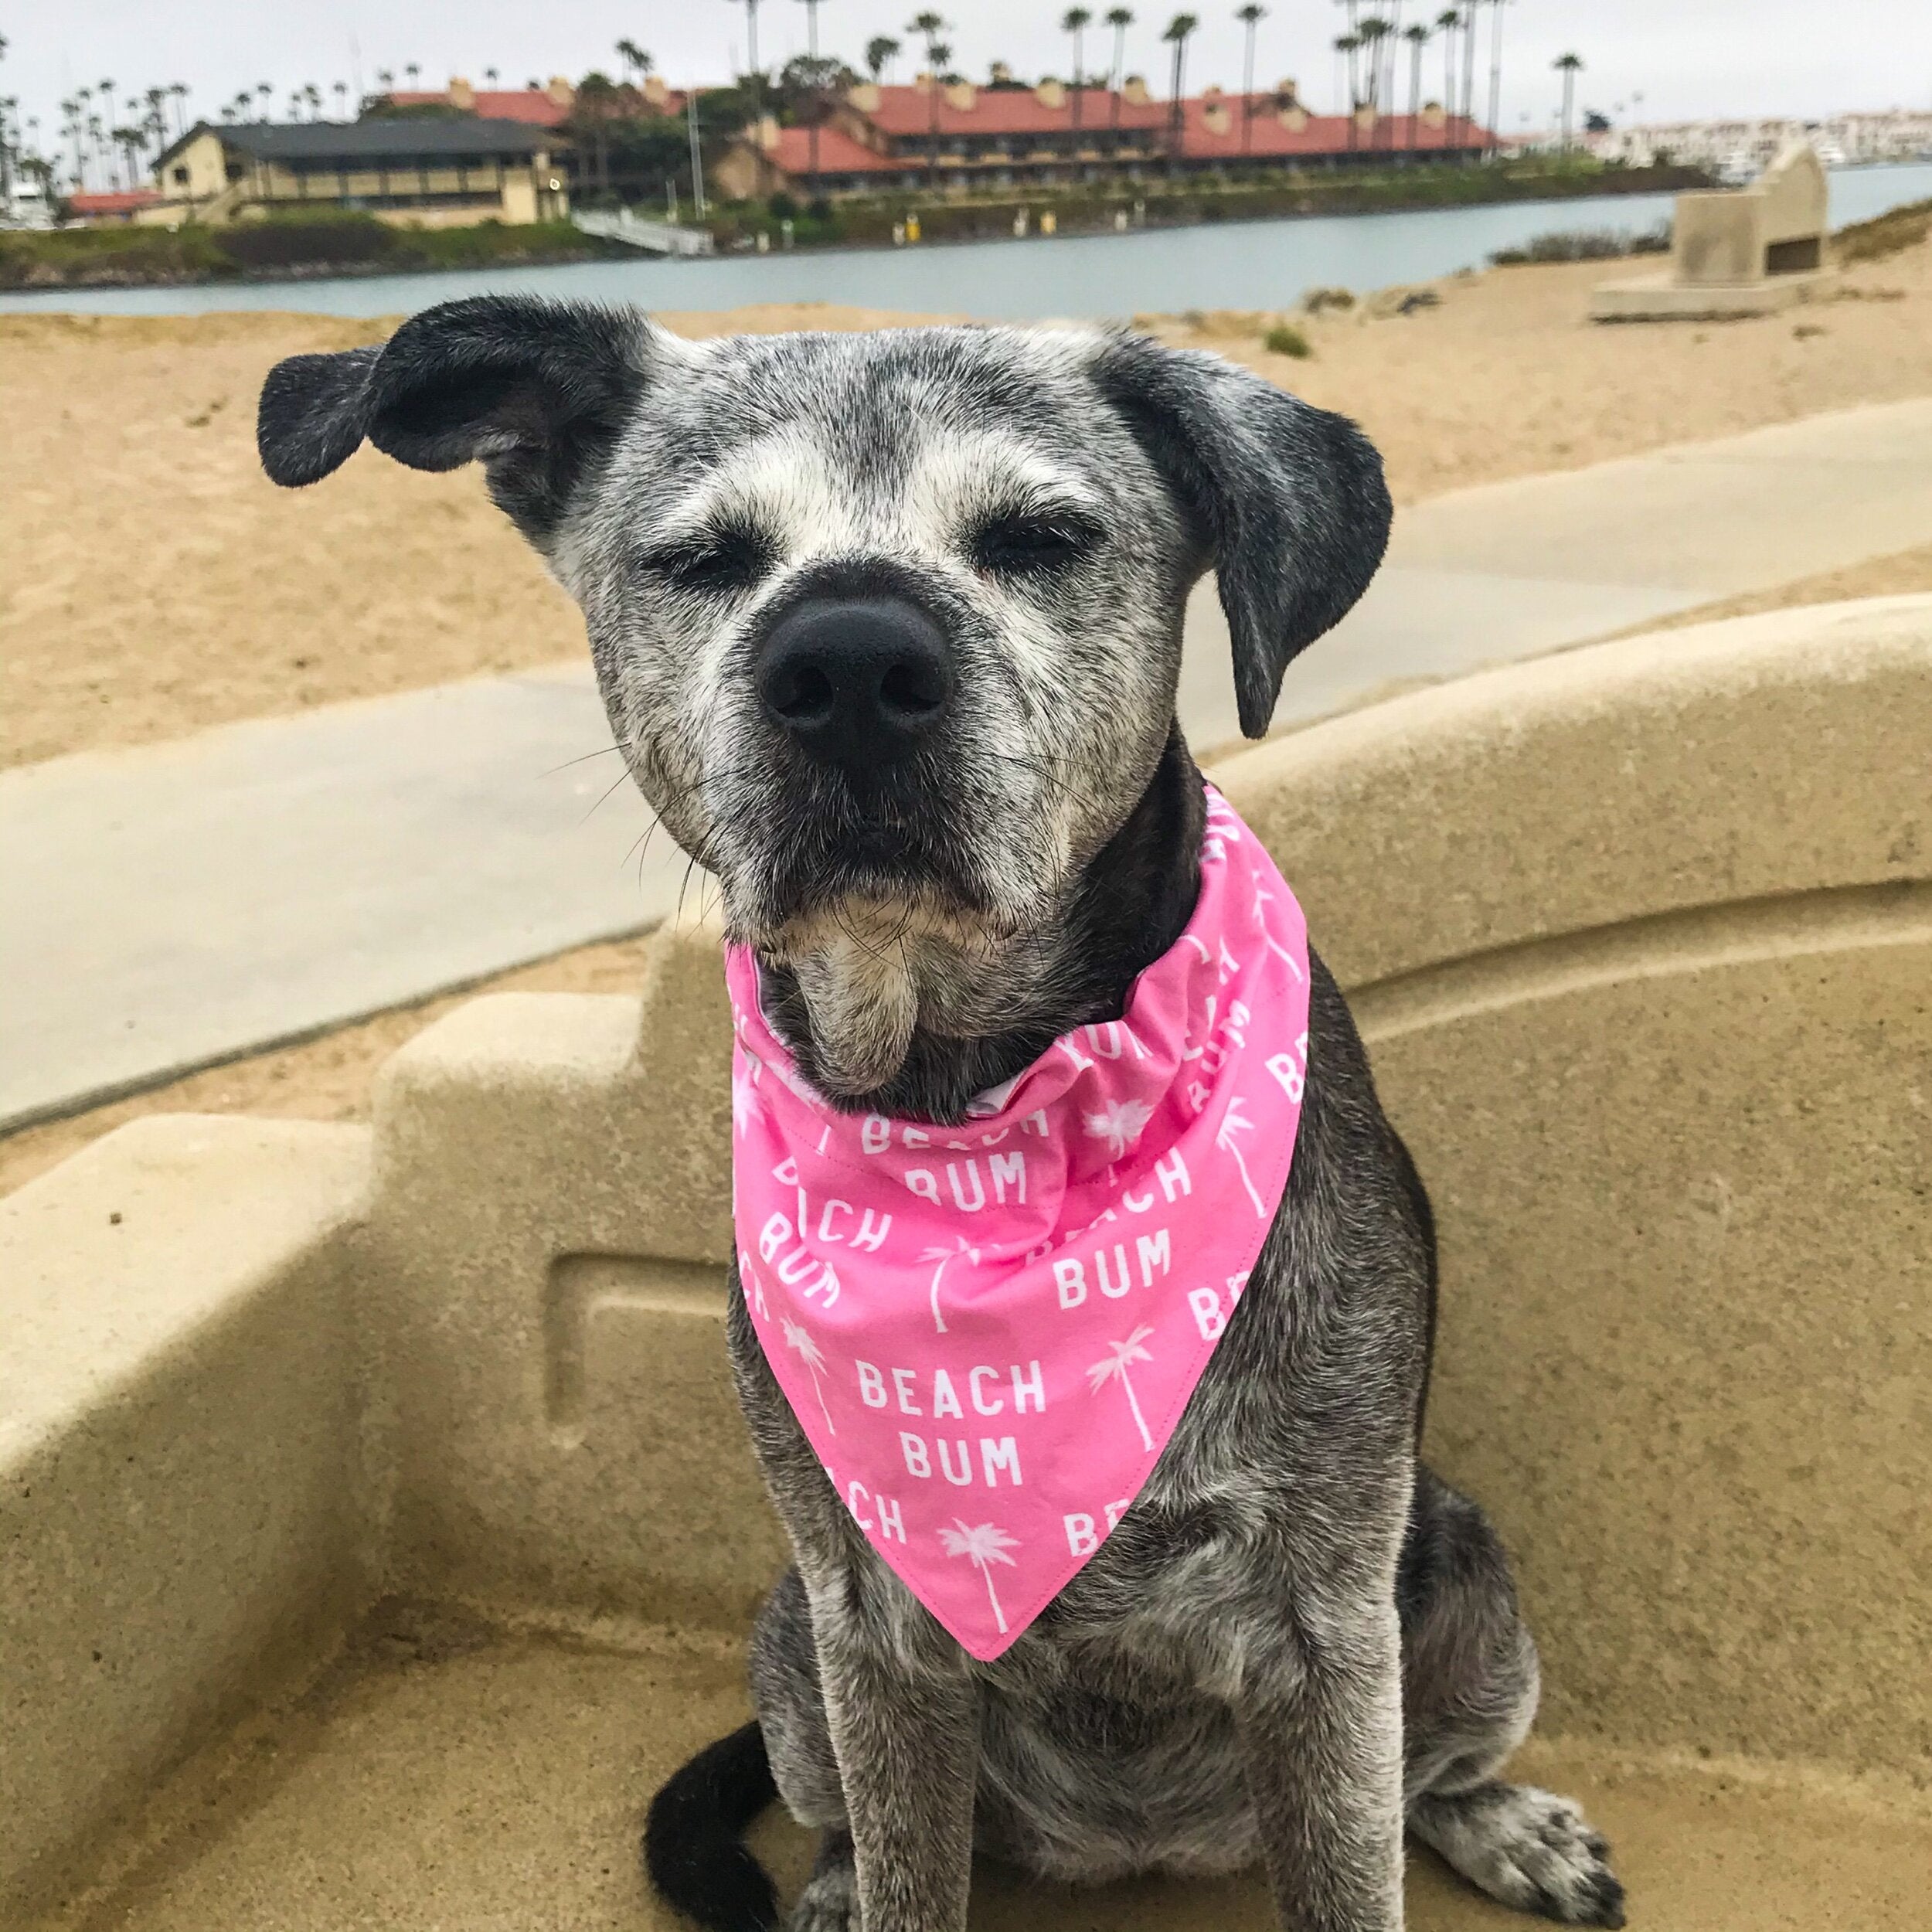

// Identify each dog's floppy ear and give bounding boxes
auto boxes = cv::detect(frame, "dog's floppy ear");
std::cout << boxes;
[257,295,655,542]
[1091,332,1392,738]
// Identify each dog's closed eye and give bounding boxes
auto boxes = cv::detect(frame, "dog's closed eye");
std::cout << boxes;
[641,523,777,597]
[971,509,1100,580]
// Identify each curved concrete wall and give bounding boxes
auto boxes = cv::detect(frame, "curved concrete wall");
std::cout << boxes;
[1214,596,1930,1773]
[358,594,1930,1770]
[5,597,1927,1910]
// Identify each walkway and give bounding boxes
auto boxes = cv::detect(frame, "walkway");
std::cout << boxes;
[6,398,1930,1130]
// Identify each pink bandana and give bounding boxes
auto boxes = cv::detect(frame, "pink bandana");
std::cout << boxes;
[727,788,1310,1660]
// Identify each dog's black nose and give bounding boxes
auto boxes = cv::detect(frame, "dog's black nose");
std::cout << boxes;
[757,597,954,767]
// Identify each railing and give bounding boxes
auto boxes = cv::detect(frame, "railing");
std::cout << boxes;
[573,207,715,257]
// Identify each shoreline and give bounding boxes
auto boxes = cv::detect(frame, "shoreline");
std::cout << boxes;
[0,166,1711,296]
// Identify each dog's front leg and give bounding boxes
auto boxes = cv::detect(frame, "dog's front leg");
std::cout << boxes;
[810,1582,981,1932]
[1237,1595,1406,1932]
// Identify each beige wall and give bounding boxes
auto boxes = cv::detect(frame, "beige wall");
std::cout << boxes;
[156,128,228,202]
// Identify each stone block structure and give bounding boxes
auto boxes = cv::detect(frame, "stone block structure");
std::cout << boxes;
[1592,141,1832,320]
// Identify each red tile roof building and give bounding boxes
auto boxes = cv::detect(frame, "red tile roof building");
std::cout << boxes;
[379,73,692,128]
[716,77,1493,200]
[65,189,165,222]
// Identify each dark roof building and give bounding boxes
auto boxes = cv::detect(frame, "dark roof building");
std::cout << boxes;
[145,117,573,227]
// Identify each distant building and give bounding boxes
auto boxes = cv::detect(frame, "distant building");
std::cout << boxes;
[379,73,693,126]
[143,117,573,226]
[1586,111,1932,175]
[713,75,1491,200]
[377,77,578,128]
[63,189,165,223]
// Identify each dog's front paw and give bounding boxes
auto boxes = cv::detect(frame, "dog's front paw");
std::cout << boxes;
[788,1835,860,1932]
[1411,1781,1625,1927]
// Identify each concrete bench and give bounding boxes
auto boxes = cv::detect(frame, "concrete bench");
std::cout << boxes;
[5,597,1928,1930]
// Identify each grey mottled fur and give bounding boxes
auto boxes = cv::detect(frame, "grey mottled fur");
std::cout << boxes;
[257,299,1624,1931]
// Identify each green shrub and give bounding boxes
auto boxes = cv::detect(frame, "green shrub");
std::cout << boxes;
[1263,321,1312,359]
[217,213,397,270]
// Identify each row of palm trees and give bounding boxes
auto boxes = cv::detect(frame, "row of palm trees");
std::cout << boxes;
[52,80,192,195]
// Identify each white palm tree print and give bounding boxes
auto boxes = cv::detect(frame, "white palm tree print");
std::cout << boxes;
[781,1316,835,1435]
[1216,1096,1267,1216]
[1251,885,1306,978]
[731,1067,764,1137]
[937,1520,1021,1634]
[1087,1325,1157,1451]
[919,1234,981,1335]
[1083,1096,1155,1159]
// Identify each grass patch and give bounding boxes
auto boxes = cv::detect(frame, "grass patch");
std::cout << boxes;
[0,210,628,290]
[1833,196,1932,266]
[1263,321,1312,358]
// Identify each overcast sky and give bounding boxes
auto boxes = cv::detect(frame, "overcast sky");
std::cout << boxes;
[6,2,1929,156]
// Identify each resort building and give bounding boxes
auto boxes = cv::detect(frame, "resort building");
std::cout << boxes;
[713,77,1492,201]
[377,77,575,128]
[141,117,572,226]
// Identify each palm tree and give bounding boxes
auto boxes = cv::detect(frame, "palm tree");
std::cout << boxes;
[1403,21,1430,150]
[781,1316,836,1435]
[332,81,348,119]
[113,124,145,192]
[255,81,272,119]
[1355,15,1390,140]
[1459,0,1478,134]
[1161,13,1197,167]
[1334,35,1359,147]
[1435,10,1459,143]
[1216,1095,1267,1217]
[615,37,648,84]
[484,66,499,88]
[1087,1325,1157,1451]
[920,1233,981,1334]
[938,1520,1021,1634]
[1063,9,1092,141]
[1383,0,1406,122]
[909,12,948,183]
[1235,4,1267,152]
[1104,8,1134,132]
[1483,0,1507,158]
[404,62,420,89]
[303,83,322,121]
[169,82,189,138]
[1553,50,1582,152]
[866,36,900,80]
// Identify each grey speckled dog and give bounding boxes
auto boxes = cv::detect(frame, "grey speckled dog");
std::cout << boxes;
[258,298,1624,1932]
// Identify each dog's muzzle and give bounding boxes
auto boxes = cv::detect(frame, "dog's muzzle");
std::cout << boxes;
[756,595,955,770]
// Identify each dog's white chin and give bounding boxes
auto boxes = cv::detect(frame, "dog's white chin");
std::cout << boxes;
[753,892,1036,1097]
[791,927,921,1097]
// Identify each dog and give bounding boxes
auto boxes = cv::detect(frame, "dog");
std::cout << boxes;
[258,297,1625,1932]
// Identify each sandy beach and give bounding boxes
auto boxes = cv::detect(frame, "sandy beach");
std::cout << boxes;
[5,232,1930,1188]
